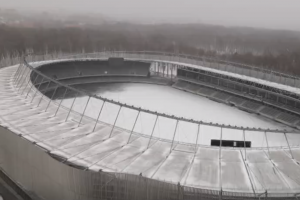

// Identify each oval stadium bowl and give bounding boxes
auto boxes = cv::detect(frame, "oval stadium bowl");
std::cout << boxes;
[1,51,300,199]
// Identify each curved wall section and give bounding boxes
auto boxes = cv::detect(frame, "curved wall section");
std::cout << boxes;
[1,126,299,200]
[0,126,223,200]
[2,52,300,200]
[35,59,151,80]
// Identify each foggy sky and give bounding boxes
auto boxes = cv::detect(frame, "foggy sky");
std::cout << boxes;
[1,0,300,31]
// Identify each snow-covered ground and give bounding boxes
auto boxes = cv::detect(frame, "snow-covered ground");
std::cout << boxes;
[58,83,291,145]
[2,63,300,194]
[78,83,287,129]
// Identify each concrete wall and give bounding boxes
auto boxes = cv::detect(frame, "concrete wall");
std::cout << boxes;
[35,60,151,80]
[0,126,186,200]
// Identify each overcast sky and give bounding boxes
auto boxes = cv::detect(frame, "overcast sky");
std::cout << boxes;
[1,0,300,30]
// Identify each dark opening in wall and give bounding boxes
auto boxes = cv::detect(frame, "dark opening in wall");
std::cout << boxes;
[211,139,251,148]
[108,57,125,66]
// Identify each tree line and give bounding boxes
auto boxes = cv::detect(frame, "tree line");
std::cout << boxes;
[1,23,300,75]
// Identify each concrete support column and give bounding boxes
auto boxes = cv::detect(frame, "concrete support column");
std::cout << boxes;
[65,93,78,122]
[147,115,159,149]
[127,111,141,144]
[93,101,106,131]
[109,106,122,138]
[31,77,45,103]
[170,120,179,154]
[78,96,91,127]
[54,88,68,116]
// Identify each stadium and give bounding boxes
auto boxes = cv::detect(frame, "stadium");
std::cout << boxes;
[1,51,300,199]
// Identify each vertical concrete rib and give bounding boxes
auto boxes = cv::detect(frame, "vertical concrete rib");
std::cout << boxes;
[109,106,122,138]
[264,131,271,158]
[65,93,78,121]
[13,64,23,83]
[284,132,294,159]
[93,101,105,131]
[78,96,91,127]
[243,130,247,161]
[14,64,23,85]
[150,146,175,179]
[194,124,200,154]
[25,73,39,98]
[147,116,158,149]
[45,84,57,111]
[121,141,158,173]
[54,88,68,117]
[170,120,179,154]
[31,77,45,103]
[239,150,256,195]
[182,124,201,185]
[262,151,293,191]
[61,124,128,162]
[38,80,52,107]
[16,65,28,88]
[127,111,140,144]
[20,69,32,94]
[219,127,223,190]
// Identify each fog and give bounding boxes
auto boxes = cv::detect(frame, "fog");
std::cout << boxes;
[1,0,300,30]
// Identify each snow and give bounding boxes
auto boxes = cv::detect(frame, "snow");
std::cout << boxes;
[162,60,300,95]
[69,83,288,129]
[58,83,291,145]
[30,57,300,96]
[2,63,300,193]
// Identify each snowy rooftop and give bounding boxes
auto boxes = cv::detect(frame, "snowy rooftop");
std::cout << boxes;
[1,57,300,194]
[32,56,300,96]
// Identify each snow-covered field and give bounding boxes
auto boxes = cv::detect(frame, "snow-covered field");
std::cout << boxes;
[57,83,291,145]
[79,83,287,128]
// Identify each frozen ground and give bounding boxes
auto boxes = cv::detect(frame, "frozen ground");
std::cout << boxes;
[2,63,300,193]
[72,83,288,130]
[55,83,293,145]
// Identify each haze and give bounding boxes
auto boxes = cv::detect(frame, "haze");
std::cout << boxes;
[1,0,300,31]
